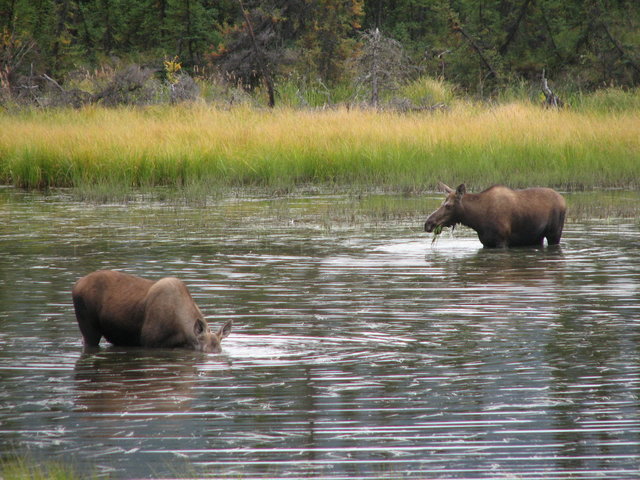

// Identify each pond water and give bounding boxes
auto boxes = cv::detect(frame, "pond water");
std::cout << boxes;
[0,187,639,479]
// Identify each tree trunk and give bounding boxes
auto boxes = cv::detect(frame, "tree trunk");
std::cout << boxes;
[51,0,71,75]
[237,0,275,108]
[541,70,564,108]
[600,20,640,75]
[539,3,564,62]
[499,0,534,55]
[102,0,114,53]
[454,24,499,80]
[371,28,380,108]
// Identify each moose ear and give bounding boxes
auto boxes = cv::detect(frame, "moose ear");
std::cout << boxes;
[456,184,466,197]
[194,319,205,336]
[438,182,454,194]
[217,320,232,339]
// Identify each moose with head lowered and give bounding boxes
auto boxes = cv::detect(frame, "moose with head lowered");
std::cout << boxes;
[72,270,232,352]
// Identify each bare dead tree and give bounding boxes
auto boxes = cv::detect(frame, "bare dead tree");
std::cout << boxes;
[541,69,565,108]
[355,28,407,108]
[370,28,381,107]
[0,31,36,96]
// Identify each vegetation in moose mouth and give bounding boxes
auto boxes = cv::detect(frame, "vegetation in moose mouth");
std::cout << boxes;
[431,224,444,244]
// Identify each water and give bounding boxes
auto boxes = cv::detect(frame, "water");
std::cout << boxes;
[1,188,639,479]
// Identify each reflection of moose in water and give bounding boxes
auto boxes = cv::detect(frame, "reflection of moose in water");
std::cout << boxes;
[74,351,203,413]
[72,270,232,352]
[425,183,566,248]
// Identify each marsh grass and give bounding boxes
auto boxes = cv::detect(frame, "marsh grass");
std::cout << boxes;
[568,87,640,113]
[1,101,638,193]
[0,456,89,480]
[398,76,457,106]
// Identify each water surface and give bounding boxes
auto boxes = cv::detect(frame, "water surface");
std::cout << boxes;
[0,188,639,479]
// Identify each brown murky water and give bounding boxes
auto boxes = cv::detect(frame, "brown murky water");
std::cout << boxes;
[0,188,639,478]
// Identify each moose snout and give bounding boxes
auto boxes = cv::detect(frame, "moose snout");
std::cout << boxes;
[201,335,222,353]
[424,219,435,232]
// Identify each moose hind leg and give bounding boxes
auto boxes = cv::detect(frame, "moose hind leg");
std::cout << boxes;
[545,224,564,245]
[545,211,565,246]
[77,315,102,348]
[546,232,562,246]
[73,298,102,348]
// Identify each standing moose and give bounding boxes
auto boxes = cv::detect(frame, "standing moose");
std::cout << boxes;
[424,183,566,248]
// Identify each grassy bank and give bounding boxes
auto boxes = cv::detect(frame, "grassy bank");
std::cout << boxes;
[1,101,638,192]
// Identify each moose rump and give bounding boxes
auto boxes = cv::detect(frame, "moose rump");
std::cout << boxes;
[72,270,231,352]
[424,183,566,248]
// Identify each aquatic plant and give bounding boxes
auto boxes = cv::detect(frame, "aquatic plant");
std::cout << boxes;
[431,224,444,245]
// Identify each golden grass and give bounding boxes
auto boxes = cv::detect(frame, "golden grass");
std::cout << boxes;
[1,102,638,190]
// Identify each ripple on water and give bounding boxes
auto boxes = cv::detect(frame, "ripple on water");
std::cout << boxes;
[1,191,639,479]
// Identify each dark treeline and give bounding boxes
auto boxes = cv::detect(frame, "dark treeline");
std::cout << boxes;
[1,0,639,103]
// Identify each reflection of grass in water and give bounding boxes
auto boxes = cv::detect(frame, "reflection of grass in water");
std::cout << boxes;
[66,183,640,225]
[2,188,638,260]
[247,190,640,227]
[1,103,638,192]
[565,190,640,220]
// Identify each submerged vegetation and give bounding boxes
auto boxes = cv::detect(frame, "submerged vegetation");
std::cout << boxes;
[1,90,638,193]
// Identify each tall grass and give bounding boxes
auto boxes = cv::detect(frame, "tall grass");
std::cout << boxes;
[0,456,88,480]
[0,101,638,192]
[568,87,640,113]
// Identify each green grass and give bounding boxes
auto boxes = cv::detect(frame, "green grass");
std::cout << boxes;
[568,87,640,113]
[0,456,89,480]
[0,98,638,193]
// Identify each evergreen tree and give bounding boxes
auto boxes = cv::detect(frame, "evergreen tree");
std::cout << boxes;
[296,0,364,84]
[1,0,639,97]
[165,0,217,66]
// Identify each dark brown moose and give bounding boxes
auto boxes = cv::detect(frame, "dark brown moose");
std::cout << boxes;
[72,270,232,352]
[424,183,566,248]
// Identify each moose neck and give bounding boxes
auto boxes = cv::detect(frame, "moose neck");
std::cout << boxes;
[457,193,486,232]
